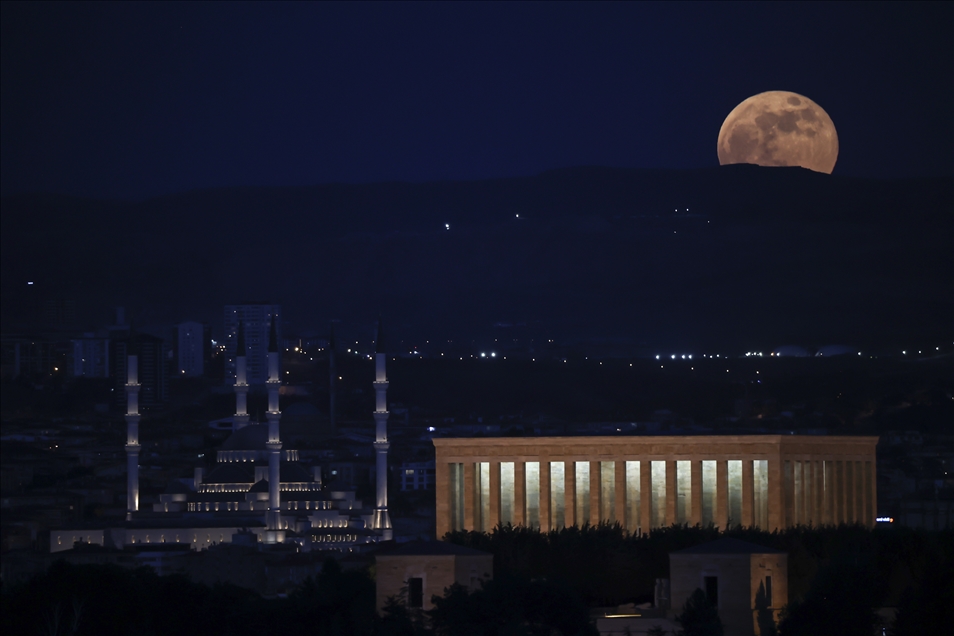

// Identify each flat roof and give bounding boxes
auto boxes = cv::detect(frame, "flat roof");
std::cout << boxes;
[375,540,491,558]
[672,537,783,555]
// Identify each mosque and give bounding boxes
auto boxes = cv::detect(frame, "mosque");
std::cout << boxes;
[50,319,393,553]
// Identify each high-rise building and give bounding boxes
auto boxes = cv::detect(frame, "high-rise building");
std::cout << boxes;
[70,334,111,378]
[223,303,281,386]
[112,334,167,411]
[174,321,210,377]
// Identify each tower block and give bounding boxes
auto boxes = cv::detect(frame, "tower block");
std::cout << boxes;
[370,319,393,540]
[125,347,141,521]
[264,316,285,544]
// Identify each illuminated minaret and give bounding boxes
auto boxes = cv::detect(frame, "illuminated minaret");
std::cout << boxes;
[233,321,250,431]
[124,342,141,521]
[328,322,337,438]
[370,318,393,540]
[264,316,285,543]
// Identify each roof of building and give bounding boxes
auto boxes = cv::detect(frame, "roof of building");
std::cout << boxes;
[375,540,491,558]
[125,515,266,529]
[220,424,269,451]
[671,538,783,555]
[204,463,254,484]
[249,479,269,493]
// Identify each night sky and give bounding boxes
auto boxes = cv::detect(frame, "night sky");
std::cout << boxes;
[2,2,951,201]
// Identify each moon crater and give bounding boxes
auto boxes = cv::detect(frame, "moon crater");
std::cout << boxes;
[718,91,838,174]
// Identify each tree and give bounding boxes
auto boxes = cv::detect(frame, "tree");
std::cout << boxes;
[778,556,879,636]
[675,589,723,636]
[753,580,778,636]
[891,554,954,636]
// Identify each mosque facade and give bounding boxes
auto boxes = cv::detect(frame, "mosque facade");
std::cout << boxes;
[50,319,393,553]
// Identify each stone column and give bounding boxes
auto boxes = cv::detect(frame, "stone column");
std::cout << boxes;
[793,460,802,525]
[514,461,526,527]
[854,461,864,524]
[489,461,501,530]
[565,462,576,528]
[690,460,702,526]
[814,461,824,526]
[768,457,783,531]
[615,461,626,528]
[833,460,844,524]
[463,462,476,531]
[844,459,855,523]
[783,460,794,527]
[742,459,755,528]
[539,461,551,532]
[640,460,652,533]
[716,460,729,530]
[803,460,813,525]
[435,461,450,537]
[824,460,834,525]
[665,460,677,527]
[865,460,876,527]
[590,461,602,526]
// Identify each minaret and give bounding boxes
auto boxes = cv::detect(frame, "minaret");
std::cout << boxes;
[328,322,337,438]
[264,316,285,543]
[124,339,141,521]
[370,318,393,540]
[233,321,250,431]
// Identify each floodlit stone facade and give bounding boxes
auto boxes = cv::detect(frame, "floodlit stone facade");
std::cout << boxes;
[375,541,493,612]
[670,538,788,636]
[433,435,878,536]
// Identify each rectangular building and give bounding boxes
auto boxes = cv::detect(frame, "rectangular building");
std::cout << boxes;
[112,334,168,411]
[174,321,210,377]
[433,435,878,536]
[223,303,281,386]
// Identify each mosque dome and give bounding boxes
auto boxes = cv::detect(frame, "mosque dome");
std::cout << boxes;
[220,424,269,451]
[204,463,255,484]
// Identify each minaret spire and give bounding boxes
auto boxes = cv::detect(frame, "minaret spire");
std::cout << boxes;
[370,316,393,539]
[233,321,249,431]
[124,337,141,521]
[264,314,284,543]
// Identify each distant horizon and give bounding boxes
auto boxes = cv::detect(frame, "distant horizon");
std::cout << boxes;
[4,163,954,204]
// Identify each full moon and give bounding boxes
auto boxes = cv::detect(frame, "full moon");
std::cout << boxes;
[717,91,838,174]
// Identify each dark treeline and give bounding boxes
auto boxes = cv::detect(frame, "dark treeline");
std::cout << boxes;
[444,523,953,607]
[3,525,951,636]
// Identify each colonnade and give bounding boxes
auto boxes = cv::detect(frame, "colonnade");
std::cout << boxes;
[433,436,878,537]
